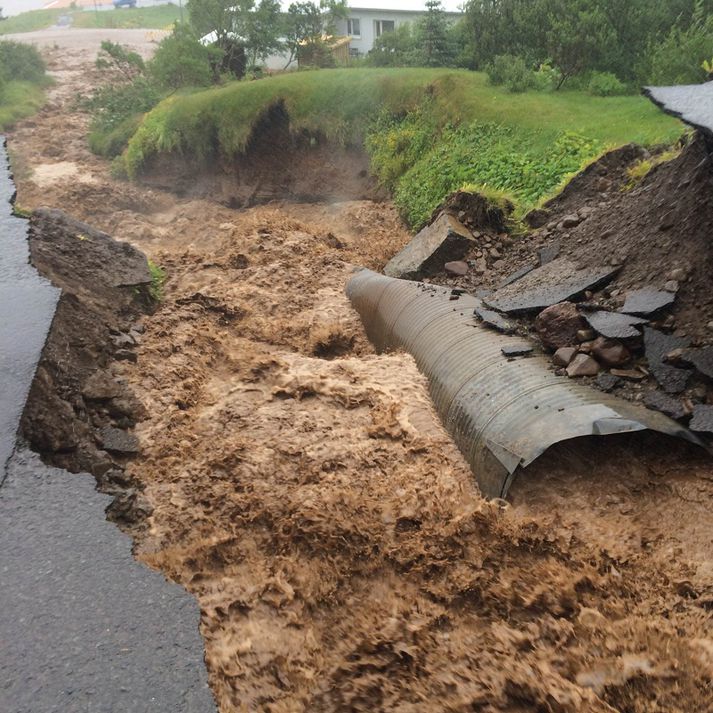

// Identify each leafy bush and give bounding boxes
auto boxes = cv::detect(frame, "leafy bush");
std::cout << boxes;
[485,54,536,92]
[86,77,161,156]
[370,114,602,227]
[88,27,222,157]
[646,4,713,85]
[587,71,627,96]
[0,40,46,83]
[149,23,219,90]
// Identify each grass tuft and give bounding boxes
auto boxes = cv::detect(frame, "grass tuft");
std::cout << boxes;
[148,259,166,301]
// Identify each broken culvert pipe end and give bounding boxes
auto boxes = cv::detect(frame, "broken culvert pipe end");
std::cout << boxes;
[346,269,706,498]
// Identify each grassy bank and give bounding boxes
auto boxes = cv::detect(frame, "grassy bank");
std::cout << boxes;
[0,4,181,35]
[121,68,684,227]
[0,81,46,129]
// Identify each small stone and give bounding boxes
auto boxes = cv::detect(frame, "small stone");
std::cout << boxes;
[591,337,630,367]
[82,371,122,400]
[643,391,686,420]
[707,321,713,331]
[444,260,469,276]
[610,368,646,381]
[668,267,687,282]
[577,329,596,342]
[561,214,581,229]
[566,354,600,377]
[219,222,235,230]
[596,373,621,392]
[501,344,533,357]
[115,349,138,363]
[663,280,679,293]
[663,347,686,364]
[99,426,140,455]
[489,247,501,259]
[553,347,577,367]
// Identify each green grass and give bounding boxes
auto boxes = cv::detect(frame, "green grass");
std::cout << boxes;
[0,81,46,129]
[120,67,684,227]
[0,4,181,35]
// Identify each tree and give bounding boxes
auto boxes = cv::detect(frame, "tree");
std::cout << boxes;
[368,24,417,66]
[243,0,283,67]
[281,0,347,69]
[149,23,220,89]
[283,2,323,68]
[415,0,454,67]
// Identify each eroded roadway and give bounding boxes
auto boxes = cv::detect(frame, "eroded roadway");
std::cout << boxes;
[0,139,216,711]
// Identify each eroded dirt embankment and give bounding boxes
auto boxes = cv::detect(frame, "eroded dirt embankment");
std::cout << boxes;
[7,38,713,712]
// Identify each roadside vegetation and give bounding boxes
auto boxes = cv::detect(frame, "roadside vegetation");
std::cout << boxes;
[0,40,50,129]
[117,68,682,228]
[80,0,703,228]
[0,4,182,35]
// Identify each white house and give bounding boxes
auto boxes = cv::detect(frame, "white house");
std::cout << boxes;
[335,2,464,58]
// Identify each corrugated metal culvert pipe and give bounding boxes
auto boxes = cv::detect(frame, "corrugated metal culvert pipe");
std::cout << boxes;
[346,269,704,498]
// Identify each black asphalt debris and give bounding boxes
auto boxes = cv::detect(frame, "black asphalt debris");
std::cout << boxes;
[584,310,648,339]
[538,241,560,266]
[474,305,515,333]
[682,346,713,380]
[99,425,140,455]
[621,289,676,316]
[501,344,534,357]
[644,391,687,420]
[689,405,713,434]
[484,258,619,314]
[643,327,692,394]
[499,263,535,288]
[644,82,713,138]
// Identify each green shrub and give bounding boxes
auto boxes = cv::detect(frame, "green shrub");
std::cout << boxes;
[587,71,627,96]
[0,40,46,84]
[149,24,219,90]
[485,54,536,93]
[646,5,713,85]
[374,117,602,228]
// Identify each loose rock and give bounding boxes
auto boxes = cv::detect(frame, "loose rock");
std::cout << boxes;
[474,305,515,334]
[596,373,621,392]
[591,337,630,367]
[99,426,140,455]
[566,354,600,377]
[553,346,577,367]
[535,302,586,350]
[444,260,469,276]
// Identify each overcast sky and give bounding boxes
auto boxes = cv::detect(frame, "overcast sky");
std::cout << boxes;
[2,0,464,17]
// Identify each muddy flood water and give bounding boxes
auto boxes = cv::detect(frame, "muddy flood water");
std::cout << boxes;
[6,32,713,712]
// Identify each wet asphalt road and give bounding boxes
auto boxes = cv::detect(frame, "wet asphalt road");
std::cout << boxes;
[0,140,216,711]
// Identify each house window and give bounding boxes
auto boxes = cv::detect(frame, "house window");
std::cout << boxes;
[374,19,395,37]
[347,18,361,37]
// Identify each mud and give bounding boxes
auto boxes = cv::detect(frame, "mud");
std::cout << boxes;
[7,34,713,712]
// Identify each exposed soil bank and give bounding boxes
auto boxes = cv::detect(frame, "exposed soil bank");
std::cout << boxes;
[6,35,713,712]
[139,102,385,209]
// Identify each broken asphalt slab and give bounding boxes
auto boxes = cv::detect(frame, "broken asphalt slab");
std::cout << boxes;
[474,304,515,333]
[644,82,713,138]
[0,450,216,713]
[483,258,619,314]
[643,326,692,394]
[584,310,648,339]
[690,405,713,434]
[384,213,473,280]
[621,289,676,316]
